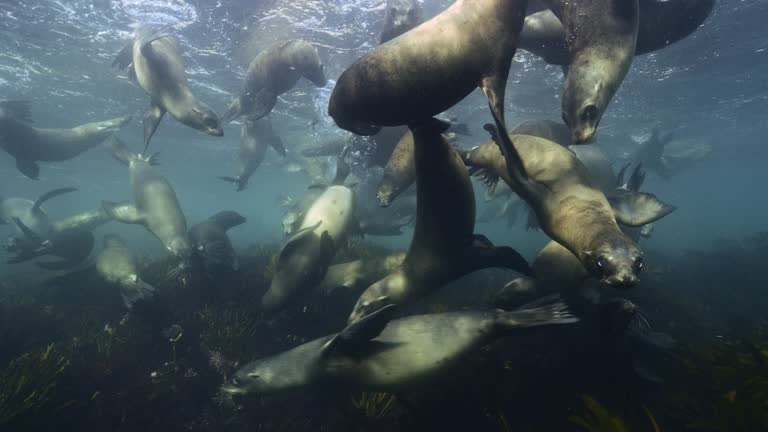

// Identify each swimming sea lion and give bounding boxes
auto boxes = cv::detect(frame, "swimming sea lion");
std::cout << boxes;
[102,139,192,279]
[261,160,356,311]
[318,252,407,295]
[113,26,223,153]
[219,116,286,191]
[348,119,532,323]
[6,217,94,270]
[379,0,423,44]
[221,40,327,124]
[222,300,576,395]
[0,114,131,179]
[188,210,246,277]
[96,234,156,309]
[541,0,639,144]
[0,187,77,238]
[464,126,674,287]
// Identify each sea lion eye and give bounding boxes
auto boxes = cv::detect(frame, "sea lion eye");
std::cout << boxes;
[231,378,240,385]
[634,257,644,272]
[596,255,608,269]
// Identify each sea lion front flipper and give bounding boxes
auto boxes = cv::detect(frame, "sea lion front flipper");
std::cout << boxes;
[142,104,166,154]
[102,201,145,225]
[322,303,397,356]
[249,90,278,121]
[609,192,676,227]
[32,187,78,213]
[471,168,500,194]
[112,43,134,70]
[15,158,40,180]
[270,136,287,157]
[277,220,323,266]
[462,234,534,277]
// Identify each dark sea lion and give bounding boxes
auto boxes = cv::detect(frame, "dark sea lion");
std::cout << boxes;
[188,210,246,277]
[328,0,528,169]
[113,26,223,153]
[96,234,155,309]
[541,0,639,144]
[464,127,673,288]
[6,217,94,270]
[103,139,192,279]
[219,116,286,191]
[348,119,531,323]
[221,40,327,124]
[0,114,131,179]
[379,0,423,44]
[223,300,576,395]
[520,0,715,65]
[0,187,77,238]
[318,252,407,295]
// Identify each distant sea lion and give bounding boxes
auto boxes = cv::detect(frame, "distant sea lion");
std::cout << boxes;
[318,252,407,295]
[348,119,531,323]
[464,126,674,288]
[113,26,223,153]
[261,161,356,311]
[221,40,327,124]
[188,210,246,277]
[223,300,576,395]
[103,139,192,280]
[219,116,286,191]
[328,0,528,181]
[96,234,156,309]
[379,0,423,44]
[0,113,131,179]
[541,0,639,144]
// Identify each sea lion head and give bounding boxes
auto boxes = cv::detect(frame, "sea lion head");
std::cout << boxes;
[584,236,643,289]
[561,76,603,144]
[184,103,223,137]
[289,42,327,87]
[222,351,310,395]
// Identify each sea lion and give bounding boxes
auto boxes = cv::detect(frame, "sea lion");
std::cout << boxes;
[222,300,576,395]
[188,210,246,277]
[103,139,192,280]
[0,187,77,238]
[5,217,94,270]
[112,26,223,153]
[520,0,715,66]
[464,126,674,288]
[318,252,407,295]
[0,100,32,123]
[261,161,356,311]
[219,116,286,191]
[541,0,639,144]
[221,40,327,124]
[328,0,528,182]
[348,119,532,323]
[0,113,131,179]
[379,0,423,44]
[96,234,156,309]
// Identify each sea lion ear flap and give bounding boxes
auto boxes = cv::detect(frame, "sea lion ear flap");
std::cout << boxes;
[322,303,396,356]
[609,192,677,227]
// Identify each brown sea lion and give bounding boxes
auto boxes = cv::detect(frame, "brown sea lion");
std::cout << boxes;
[222,40,327,124]
[113,26,223,153]
[219,116,286,191]
[96,234,156,309]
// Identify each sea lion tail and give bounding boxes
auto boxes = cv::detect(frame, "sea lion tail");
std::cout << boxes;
[495,295,578,330]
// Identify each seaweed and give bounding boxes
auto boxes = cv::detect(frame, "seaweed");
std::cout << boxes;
[351,392,398,419]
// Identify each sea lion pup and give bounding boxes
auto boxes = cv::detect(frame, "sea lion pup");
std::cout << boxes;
[0,112,131,179]
[219,116,286,191]
[465,124,674,288]
[222,300,576,395]
[261,160,356,311]
[112,26,223,153]
[348,120,532,323]
[221,40,327,124]
[0,187,77,238]
[538,0,638,144]
[318,252,407,295]
[520,0,715,66]
[96,234,156,309]
[188,210,246,277]
[328,0,528,177]
[379,0,423,44]
[103,138,192,281]
[5,218,94,270]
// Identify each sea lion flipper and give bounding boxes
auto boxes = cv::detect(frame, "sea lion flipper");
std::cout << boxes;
[277,220,323,266]
[102,201,145,224]
[249,90,278,121]
[142,104,166,154]
[269,136,287,157]
[322,303,396,355]
[616,162,631,188]
[494,296,578,330]
[15,158,40,180]
[217,176,246,191]
[609,192,676,227]
[471,168,500,193]
[32,187,78,212]
[12,217,42,242]
[112,43,133,70]
[627,163,646,192]
[463,238,534,277]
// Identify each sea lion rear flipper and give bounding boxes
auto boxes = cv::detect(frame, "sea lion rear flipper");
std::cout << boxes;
[143,104,166,154]
[463,235,534,277]
[322,303,397,355]
[102,201,145,224]
[270,136,287,157]
[472,168,500,194]
[609,192,676,227]
[249,90,278,121]
[495,295,578,330]
[32,187,77,214]
[277,220,323,266]
[15,158,40,180]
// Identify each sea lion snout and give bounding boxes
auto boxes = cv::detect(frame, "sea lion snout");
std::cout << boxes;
[603,272,638,289]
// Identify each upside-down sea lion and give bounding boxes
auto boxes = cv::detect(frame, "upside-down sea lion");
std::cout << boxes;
[103,139,192,280]
[379,0,423,44]
[0,187,77,238]
[0,113,131,179]
[222,300,576,395]
[221,40,327,124]
[188,210,246,278]
[464,125,674,288]
[5,217,94,270]
[113,26,223,153]
[219,116,286,191]
[96,234,156,309]
[348,119,532,323]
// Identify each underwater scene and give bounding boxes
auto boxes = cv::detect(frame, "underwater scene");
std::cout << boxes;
[1,0,767,430]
